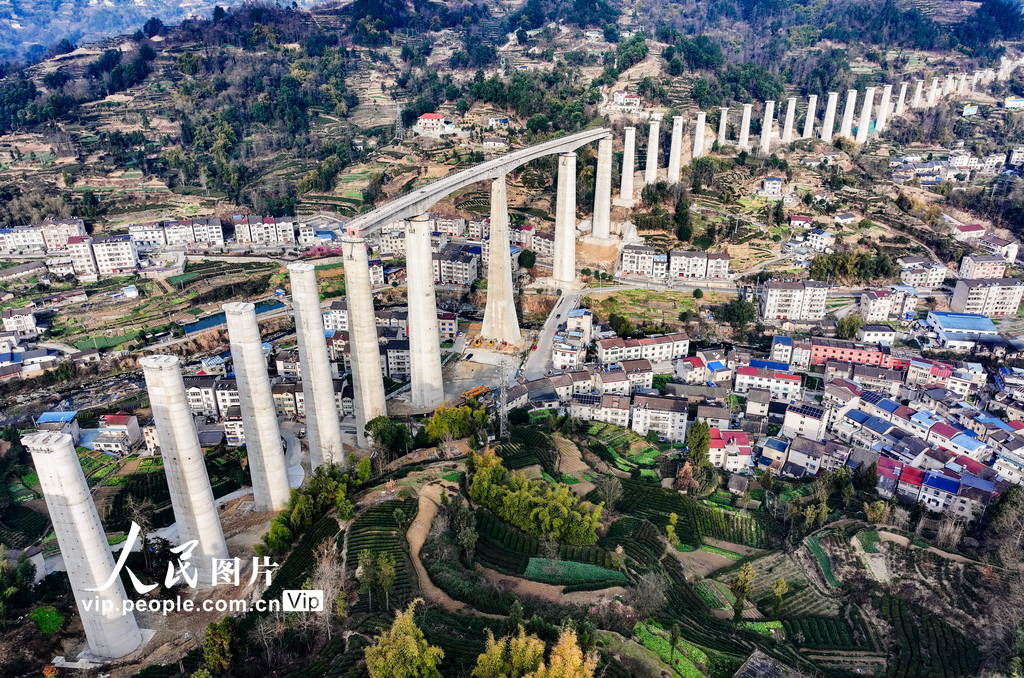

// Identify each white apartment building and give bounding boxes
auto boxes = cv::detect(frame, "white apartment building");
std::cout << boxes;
[806,229,835,252]
[620,245,667,278]
[379,230,406,256]
[233,217,296,245]
[66,235,139,281]
[92,236,139,277]
[959,254,1007,280]
[760,280,828,323]
[630,395,689,442]
[860,286,918,322]
[734,366,803,400]
[433,251,479,285]
[432,215,466,237]
[38,219,87,250]
[898,256,948,289]
[978,234,1020,263]
[467,219,489,239]
[0,225,46,252]
[595,333,690,364]
[667,251,731,279]
[129,223,166,249]
[951,278,1024,316]
[1,308,37,339]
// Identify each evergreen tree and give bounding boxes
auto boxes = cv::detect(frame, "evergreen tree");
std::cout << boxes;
[731,563,755,621]
[365,600,444,678]
[686,421,711,467]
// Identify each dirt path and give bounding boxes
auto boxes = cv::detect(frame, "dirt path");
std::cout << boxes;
[407,480,503,618]
[878,530,976,565]
[476,563,627,606]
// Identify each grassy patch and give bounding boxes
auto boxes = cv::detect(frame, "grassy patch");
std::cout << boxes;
[523,558,627,585]
[700,544,744,560]
[737,620,783,637]
[856,530,880,554]
[806,536,841,586]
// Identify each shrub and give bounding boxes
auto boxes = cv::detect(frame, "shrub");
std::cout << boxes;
[30,606,64,635]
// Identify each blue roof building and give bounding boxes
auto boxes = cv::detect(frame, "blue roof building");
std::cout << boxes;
[36,411,78,424]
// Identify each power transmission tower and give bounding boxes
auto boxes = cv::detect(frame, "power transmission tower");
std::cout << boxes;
[394,101,405,141]
[499,359,511,441]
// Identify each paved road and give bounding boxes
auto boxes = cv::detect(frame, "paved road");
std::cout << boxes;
[523,290,583,379]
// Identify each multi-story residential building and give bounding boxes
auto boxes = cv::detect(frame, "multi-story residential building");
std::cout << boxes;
[184,376,219,417]
[806,228,835,251]
[630,395,689,442]
[233,216,297,245]
[860,286,918,322]
[620,245,665,278]
[733,366,802,400]
[597,370,631,395]
[432,215,466,237]
[595,333,690,364]
[1,308,37,339]
[696,405,731,429]
[0,219,87,252]
[531,231,554,257]
[951,278,1024,316]
[769,336,813,368]
[564,309,594,344]
[92,236,139,277]
[708,429,753,472]
[214,379,240,419]
[38,218,88,250]
[906,358,955,387]
[323,301,348,332]
[189,219,226,246]
[760,280,828,323]
[433,249,479,285]
[129,222,166,249]
[857,325,897,345]
[415,113,457,136]
[920,471,960,512]
[952,223,986,241]
[619,359,654,391]
[66,235,139,281]
[959,254,1007,280]
[379,230,405,256]
[570,394,631,428]
[782,404,828,440]
[466,219,489,239]
[898,256,948,289]
[978,234,1019,263]
[667,251,731,279]
[552,342,585,370]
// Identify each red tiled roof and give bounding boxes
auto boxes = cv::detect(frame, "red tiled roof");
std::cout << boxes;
[100,414,132,426]
[955,455,985,474]
[930,422,960,440]
[878,456,904,480]
[900,466,926,487]
[419,112,445,119]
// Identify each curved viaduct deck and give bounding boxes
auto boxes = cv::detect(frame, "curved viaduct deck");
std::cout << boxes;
[349,127,611,237]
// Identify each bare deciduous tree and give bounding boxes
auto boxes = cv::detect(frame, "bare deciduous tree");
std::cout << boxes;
[310,539,346,641]
[628,571,668,619]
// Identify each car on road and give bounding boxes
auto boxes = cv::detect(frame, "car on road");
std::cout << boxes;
[298,428,306,438]
[465,353,474,361]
